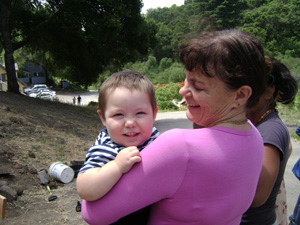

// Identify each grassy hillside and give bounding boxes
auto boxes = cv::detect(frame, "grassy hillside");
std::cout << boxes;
[0,91,102,172]
[0,91,104,224]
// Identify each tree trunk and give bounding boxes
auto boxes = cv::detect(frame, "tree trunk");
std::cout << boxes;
[0,0,20,94]
[4,49,19,94]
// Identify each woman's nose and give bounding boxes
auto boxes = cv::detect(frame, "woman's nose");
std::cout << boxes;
[179,86,186,97]
[179,80,190,97]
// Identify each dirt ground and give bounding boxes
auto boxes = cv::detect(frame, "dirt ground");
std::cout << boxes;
[0,91,102,225]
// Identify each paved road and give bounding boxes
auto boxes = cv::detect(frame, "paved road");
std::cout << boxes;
[285,138,300,217]
[56,90,98,106]
[57,91,299,218]
[155,111,300,218]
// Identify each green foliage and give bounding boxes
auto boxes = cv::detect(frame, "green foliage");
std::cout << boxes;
[144,0,300,62]
[89,70,111,91]
[290,92,300,110]
[146,5,192,60]
[39,0,157,87]
[159,58,173,71]
[155,83,182,110]
[277,57,300,81]
[193,0,247,29]
[157,62,185,84]
[4,0,300,92]
[239,0,300,58]
[277,91,300,141]
[1,0,158,89]
[122,55,185,85]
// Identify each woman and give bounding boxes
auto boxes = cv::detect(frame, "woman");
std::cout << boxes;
[241,60,298,225]
[81,30,270,225]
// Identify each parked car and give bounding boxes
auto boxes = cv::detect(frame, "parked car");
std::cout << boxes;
[24,84,56,100]
[29,87,48,98]
[36,89,52,100]
[24,84,48,95]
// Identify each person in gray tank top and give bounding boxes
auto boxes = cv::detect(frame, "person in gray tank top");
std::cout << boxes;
[242,60,298,225]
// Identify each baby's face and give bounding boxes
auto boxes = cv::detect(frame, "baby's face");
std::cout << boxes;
[99,87,157,147]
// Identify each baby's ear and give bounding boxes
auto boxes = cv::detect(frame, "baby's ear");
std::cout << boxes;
[97,109,106,126]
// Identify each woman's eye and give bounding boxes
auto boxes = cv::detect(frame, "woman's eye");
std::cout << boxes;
[193,85,203,91]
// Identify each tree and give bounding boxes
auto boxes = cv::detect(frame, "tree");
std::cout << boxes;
[0,0,56,93]
[146,5,192,61]
[240,0,300,57]
[186,0,247,30]
[0,1,20,93]
[0,0,157,93]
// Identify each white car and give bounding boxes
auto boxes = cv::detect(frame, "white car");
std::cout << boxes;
[24,84,48,95]
[25,84,56,100]
[29,87,48,98]
[36,89,52,100]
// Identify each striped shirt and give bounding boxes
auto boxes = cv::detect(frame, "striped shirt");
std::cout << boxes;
[79,127,159,173]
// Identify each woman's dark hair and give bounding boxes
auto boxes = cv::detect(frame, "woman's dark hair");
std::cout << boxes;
[269,60,298,108]
[179,30,272,108]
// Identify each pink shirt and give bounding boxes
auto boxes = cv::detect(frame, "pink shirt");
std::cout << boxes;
[82,123,264,225]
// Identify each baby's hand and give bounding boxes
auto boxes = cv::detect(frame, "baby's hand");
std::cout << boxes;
[115,146,141,173]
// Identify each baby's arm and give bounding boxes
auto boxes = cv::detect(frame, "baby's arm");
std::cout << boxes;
[77,146,141,201]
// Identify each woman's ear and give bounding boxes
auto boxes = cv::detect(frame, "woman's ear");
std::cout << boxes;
[97,109,106,126]
[264,85,276,101]
[234,85,252,107]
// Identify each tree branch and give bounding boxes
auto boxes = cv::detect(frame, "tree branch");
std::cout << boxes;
[12,10,60,51]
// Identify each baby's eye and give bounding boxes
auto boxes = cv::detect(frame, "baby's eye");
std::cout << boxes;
[137,111,146,115]
[113,113,123,117]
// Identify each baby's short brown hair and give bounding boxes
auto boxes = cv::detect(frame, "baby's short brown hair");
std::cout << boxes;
[98,69,157,119]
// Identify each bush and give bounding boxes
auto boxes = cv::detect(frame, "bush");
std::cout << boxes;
[293,92,300,111]
[121,56,185,85]
[155,83,182,110]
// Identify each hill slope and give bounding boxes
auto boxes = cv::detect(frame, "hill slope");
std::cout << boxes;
[0,91,102,224]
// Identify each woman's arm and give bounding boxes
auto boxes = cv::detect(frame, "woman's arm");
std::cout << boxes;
[251,144,280,207]
[81,129,188,225]
[289,139,292,157]
[77,146,141,201]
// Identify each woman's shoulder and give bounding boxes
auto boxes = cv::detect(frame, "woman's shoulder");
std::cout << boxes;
[146,128,198,156]
[141,129,191,163]
[159,128,206,140]
[257,112,290,149]
[156,128,190,143]
[258,112,288,134]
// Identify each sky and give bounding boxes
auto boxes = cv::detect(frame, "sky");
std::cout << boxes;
[142,0,185,14]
